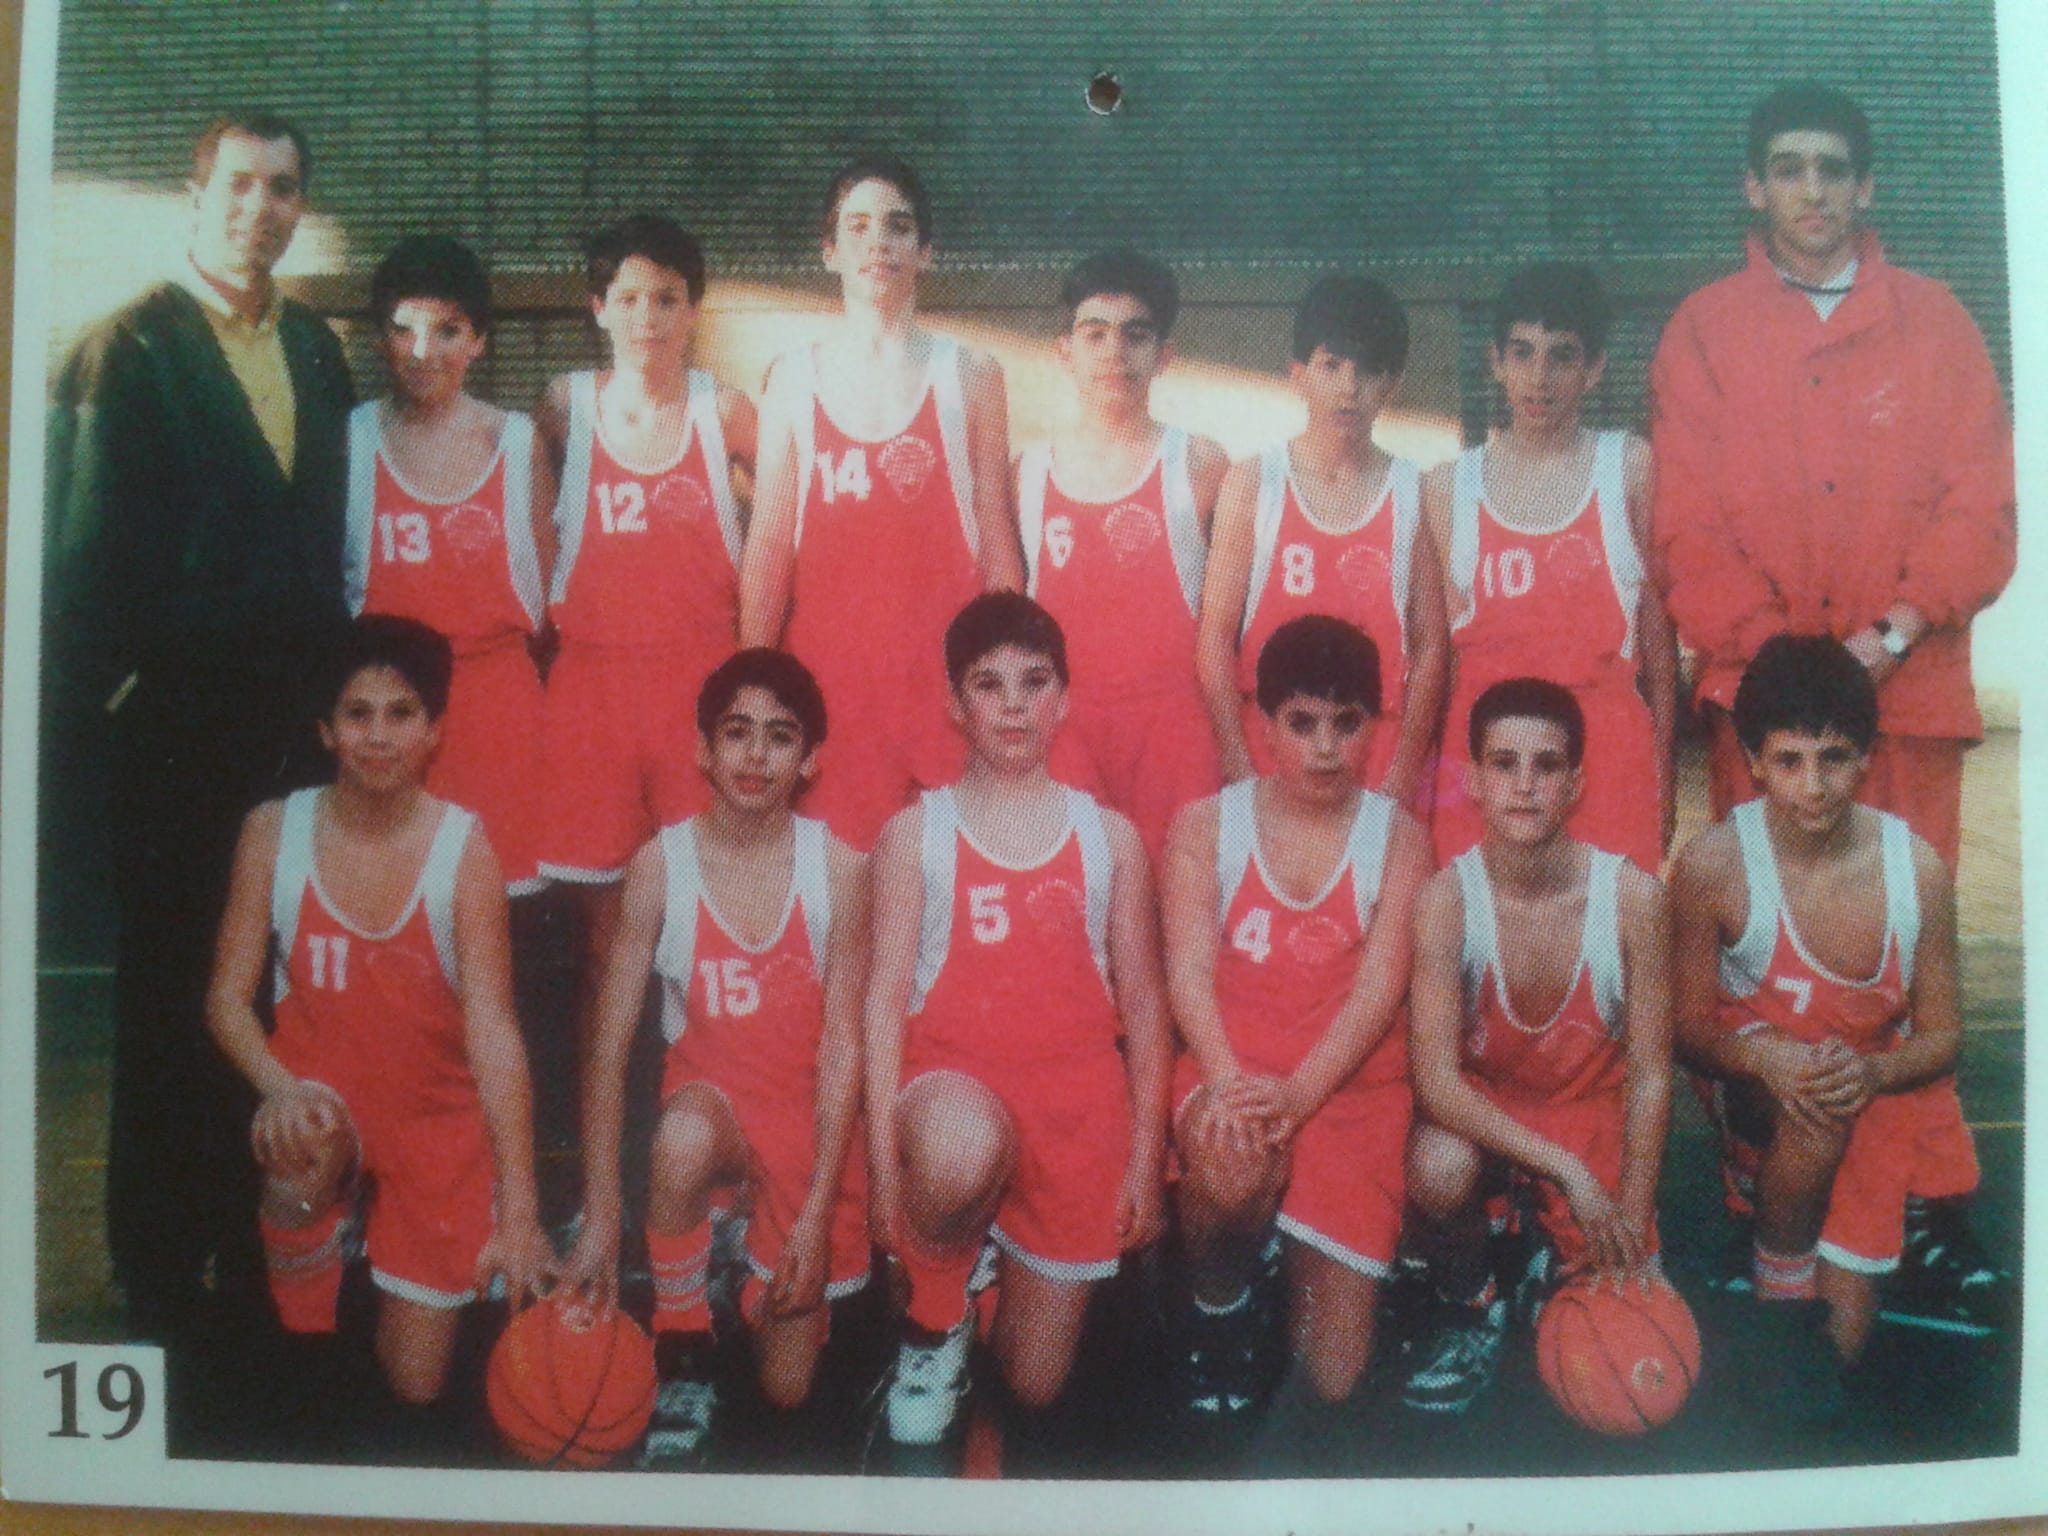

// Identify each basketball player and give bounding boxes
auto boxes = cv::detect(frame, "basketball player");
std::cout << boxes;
[1163,615,1431,1408]
[535,215,755,1042]
[562,649,868,1463]
[347,235,555,895]
[864,593,1169,1446]
[1195,276,1448,809]
[1426,265,1675,873]
[1673,635,1971,1369]
[1016,251,1230,866]
[206,616,553,1408]
[740,156,1023,851]
[1403,678,1672,1414]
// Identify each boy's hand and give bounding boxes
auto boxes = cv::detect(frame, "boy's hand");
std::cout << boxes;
[477,1216,558,1306]
[1752,1034,1837,1132]
[764,1209,830,1318]
[1560,1162,1644,1275]
[1114,1152,1165,1253]
[558,1216,620,1317]
[251,1081,344,1175]
[1803,1037,1880,1120]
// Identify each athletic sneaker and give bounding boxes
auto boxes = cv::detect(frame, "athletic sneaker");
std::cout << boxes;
[640,1376,718,1467]
[1172,1295,1268,1418]
[886,1317,973,1445]
[1403,1297,1509,1414]
[1888,1202,2013,1335]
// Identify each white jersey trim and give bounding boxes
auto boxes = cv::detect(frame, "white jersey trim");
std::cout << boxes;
[498,412,545,628]
[1455,846,1625,1039]
[1016,442,1051,596]
[991,1226,1119,1283]
[1242,445,1288,640]
[1722,800,1919,1000]
[688,369,746,569]
[652,816,832,1046]
[1214,779,1259,925]
[1159,427,1206,616]
[786,338,975,561]
[342,403,380,617]
[273,789,473,999]
[1589,430,1641,662]
[1217,780,1393,933]
[547,371,598,608]
[907,787,1112,1013]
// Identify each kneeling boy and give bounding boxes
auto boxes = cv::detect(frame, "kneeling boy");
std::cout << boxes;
[1673,635,1972,1366]
[564,649,870,1461]
[1163,615,1431,1408]
[207,616,553,1407]
[1404,678,1672,1413]
[865,593,1171,1446]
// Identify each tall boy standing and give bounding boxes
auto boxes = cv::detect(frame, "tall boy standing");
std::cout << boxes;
[1196,276,1447,809]
[1017,250,1231,865]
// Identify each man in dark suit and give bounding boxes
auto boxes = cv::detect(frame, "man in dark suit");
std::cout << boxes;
[45,111,356,1343]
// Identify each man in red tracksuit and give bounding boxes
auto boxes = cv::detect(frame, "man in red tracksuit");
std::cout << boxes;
[1648,81,2015,1329]
[1649,81,2014,868]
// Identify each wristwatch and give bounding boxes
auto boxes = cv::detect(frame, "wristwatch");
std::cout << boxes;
[1874,618,1911,659]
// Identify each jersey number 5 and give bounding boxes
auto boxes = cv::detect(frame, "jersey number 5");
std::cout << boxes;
[697,957,761,1018]
[969,884,1009,945]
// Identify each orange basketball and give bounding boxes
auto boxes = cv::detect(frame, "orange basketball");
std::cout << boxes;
[1535,1273,1700,1435]
[486,1297,658,1466]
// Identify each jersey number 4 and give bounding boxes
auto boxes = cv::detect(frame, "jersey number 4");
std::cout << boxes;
[697,957,761,1017]
[1230,907,1273,964]
[816,448,873,505]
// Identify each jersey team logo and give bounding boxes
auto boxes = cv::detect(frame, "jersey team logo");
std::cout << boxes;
[1336,542,1391,595]
[760,950,820,995]
[1024,875,1085,932]
[1102,501,1163,564]
[439,502,502,566]
[1544,530,1601,586]
[877,434,937,500]
[1283,912,1350,966]
[650,472,711,525]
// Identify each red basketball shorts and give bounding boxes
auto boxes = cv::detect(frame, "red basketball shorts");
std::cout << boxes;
[1174,1058,1410,1278]
[1050,681,1219,869]
[1476,1086,1659,1267]
[796,667,963,853]
[430,639,546,894]
[1818,1077,1979,1274]
[539,640,719,880]
[273,1033,495,1307]
[902,1041,1131,1282]
[1434,681,1659,873]
[658,1049,871,1301]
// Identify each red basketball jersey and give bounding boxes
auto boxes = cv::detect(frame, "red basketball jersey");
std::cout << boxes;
[1212,779,1405,1088]
[652,815,835,1105]
[267,790,481,1126]
[548,369,742,649]
[1455,844,1627,1105]
[345,405,544,649]
[1238,447,1420,783]
[1716,800,1918,1053]
[1018,428,1205,700]
[780,338,980,686]
[905,787,1121,1072]
[1446,429,1642,695]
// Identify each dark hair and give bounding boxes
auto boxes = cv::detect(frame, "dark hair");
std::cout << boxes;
[1254,615,1381,717]
[1291,274,1408,374]
[321,615,452,722]
[1468,677,1586,767]
[191,112,312,190]
[1747,83,1873,179]
[370,236,493,334]
[1491,262,1612,359]
[1732,634,1878,755]
[821,155,932,246]
[585,215,706,304]
[943,592,1069,690]
[695,648,828,750]
[1061,250,1180,338]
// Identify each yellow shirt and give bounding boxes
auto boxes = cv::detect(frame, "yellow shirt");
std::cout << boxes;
[178,259,296,474]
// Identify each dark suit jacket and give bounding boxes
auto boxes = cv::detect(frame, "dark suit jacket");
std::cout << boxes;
[44,279,356,717]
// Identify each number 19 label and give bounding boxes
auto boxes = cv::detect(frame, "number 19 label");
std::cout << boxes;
[16,1345,166,1482]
